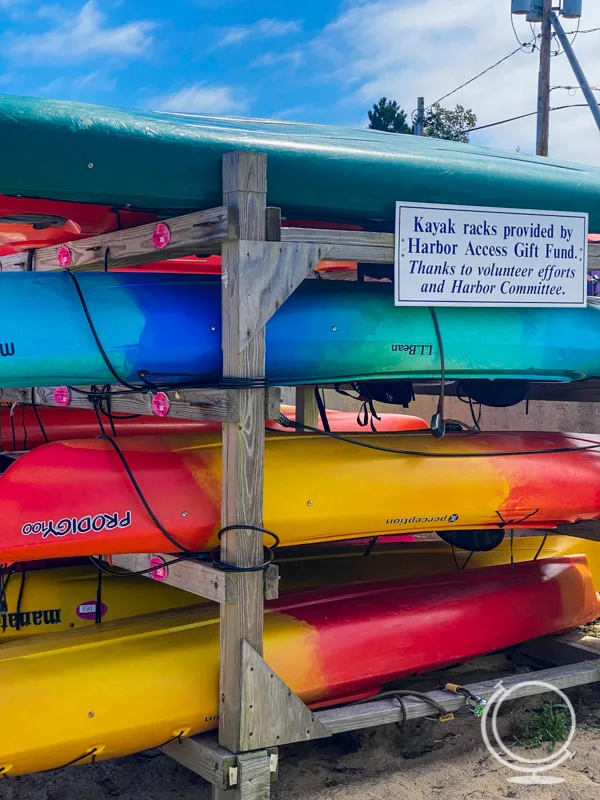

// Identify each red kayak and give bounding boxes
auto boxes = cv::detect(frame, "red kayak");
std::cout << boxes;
[4,430,600,562]
[0,555,597,775]
[0,404,426,450]
[0,195,157,255]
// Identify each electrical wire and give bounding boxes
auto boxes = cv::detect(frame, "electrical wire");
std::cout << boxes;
[462,102,597,135]
[427,40,536,111]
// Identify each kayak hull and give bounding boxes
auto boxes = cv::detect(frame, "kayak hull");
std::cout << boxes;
[1,95,600,230]
[2,273,600,387]
[0,556,596,775]
[2,535,600,642]
[0,403,426,450]
[3,431,600,561]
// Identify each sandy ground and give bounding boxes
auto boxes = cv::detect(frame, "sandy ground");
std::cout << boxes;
[2,659,599,800]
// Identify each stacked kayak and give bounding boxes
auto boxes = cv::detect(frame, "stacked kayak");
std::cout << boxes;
[2,273,600,387]
[1,95,600,227]
[0,403,427,450]
[3,535,600,643]
[0,556,596,775]
[2,431,600,561]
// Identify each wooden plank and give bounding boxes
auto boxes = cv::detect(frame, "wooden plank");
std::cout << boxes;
[163,734,278,790]
[553,521,600,542]
[219,151,269,755]
[106,553,235,604]
[105,554,280,602]
[0,206,238,272]
[238,242,324,350]
[590,242,600,269]
[234,751,271,800]
[517,631,600,666]
[162,733,237,789]
[295,386,319,431]
[280,228,394,263]
[0,386,281,424]
[316,659,600,735]
[239,641,330,750]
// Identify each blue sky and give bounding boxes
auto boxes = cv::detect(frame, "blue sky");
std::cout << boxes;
[0,0,599,165]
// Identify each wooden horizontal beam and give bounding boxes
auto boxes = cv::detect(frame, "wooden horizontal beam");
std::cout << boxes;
[281,228,394,263]
[316,659,600,735]
[0,206,238,272]
[517,631,600,667]
[162,734,278,790]
[0,386,281,423]
[0,221,595,272]
[105,553,279,602]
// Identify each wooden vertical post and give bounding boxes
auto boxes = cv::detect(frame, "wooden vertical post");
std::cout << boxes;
[219,152,268,757]
[295,385,319,430]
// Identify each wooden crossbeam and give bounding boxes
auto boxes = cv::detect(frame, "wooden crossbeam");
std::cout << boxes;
[0,221,596,272]
[105,553,280,603]
[0,206,238,272]
[316,659,600,734]
[0,386,281,423]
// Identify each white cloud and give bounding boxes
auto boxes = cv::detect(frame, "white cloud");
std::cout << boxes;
[251,50,303,68]
[151,84,247,114]
[316,0,600,167]
[216,18,300,48]
[5,0,155,63]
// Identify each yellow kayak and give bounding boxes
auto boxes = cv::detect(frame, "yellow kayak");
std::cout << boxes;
[2,534,599,642]
[0,555,597,775]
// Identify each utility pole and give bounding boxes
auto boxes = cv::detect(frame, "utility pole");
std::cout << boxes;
[536,0,553,155]
[551,11,600,133]
[414,97,425,136]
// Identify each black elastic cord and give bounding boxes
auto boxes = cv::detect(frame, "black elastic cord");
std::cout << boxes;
[31,389,49,444]
[90,436,279,574]
[429,307,446,438]
[495,509,539,529]
[98,433,195,554]
[95,569,103,624]
[63,269,140,390]
[533,532,549,560]
[38,748,98,773]
[103,247,110,272]
[363,536,379,557]
[20,405,27,452]
[314,386,331,432]
[351,689,451,729]
[276,417,600,459]
[210,527,280,572]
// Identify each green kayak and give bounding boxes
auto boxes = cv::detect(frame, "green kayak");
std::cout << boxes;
[1,94,600,229]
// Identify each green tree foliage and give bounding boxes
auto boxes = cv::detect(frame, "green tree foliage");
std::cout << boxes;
[368,97,412,134]
[368,97,477,143]
[423,103,477,143]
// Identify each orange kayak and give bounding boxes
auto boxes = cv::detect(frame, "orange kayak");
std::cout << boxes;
[0,404,426,450]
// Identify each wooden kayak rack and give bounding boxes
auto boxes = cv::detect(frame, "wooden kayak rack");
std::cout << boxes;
[2,152,600,797]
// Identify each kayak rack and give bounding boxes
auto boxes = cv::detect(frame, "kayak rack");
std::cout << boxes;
[3,151,600,796]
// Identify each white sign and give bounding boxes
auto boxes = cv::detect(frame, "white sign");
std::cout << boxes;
[394,201,588,307]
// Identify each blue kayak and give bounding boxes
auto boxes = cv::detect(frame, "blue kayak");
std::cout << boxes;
[0,272,599,388]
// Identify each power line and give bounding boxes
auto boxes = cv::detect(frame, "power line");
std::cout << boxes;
[427,40,536,111]
[463,102,596,135]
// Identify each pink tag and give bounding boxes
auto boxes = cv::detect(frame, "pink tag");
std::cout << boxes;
[152,223,171,249]
[53,386,71,406]
[151,391,170,417]
[149,555,168,582]
[57,246,72,267]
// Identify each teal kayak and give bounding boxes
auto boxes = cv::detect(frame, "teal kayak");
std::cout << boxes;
[0,272,598,388]
[0,95,599,229]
